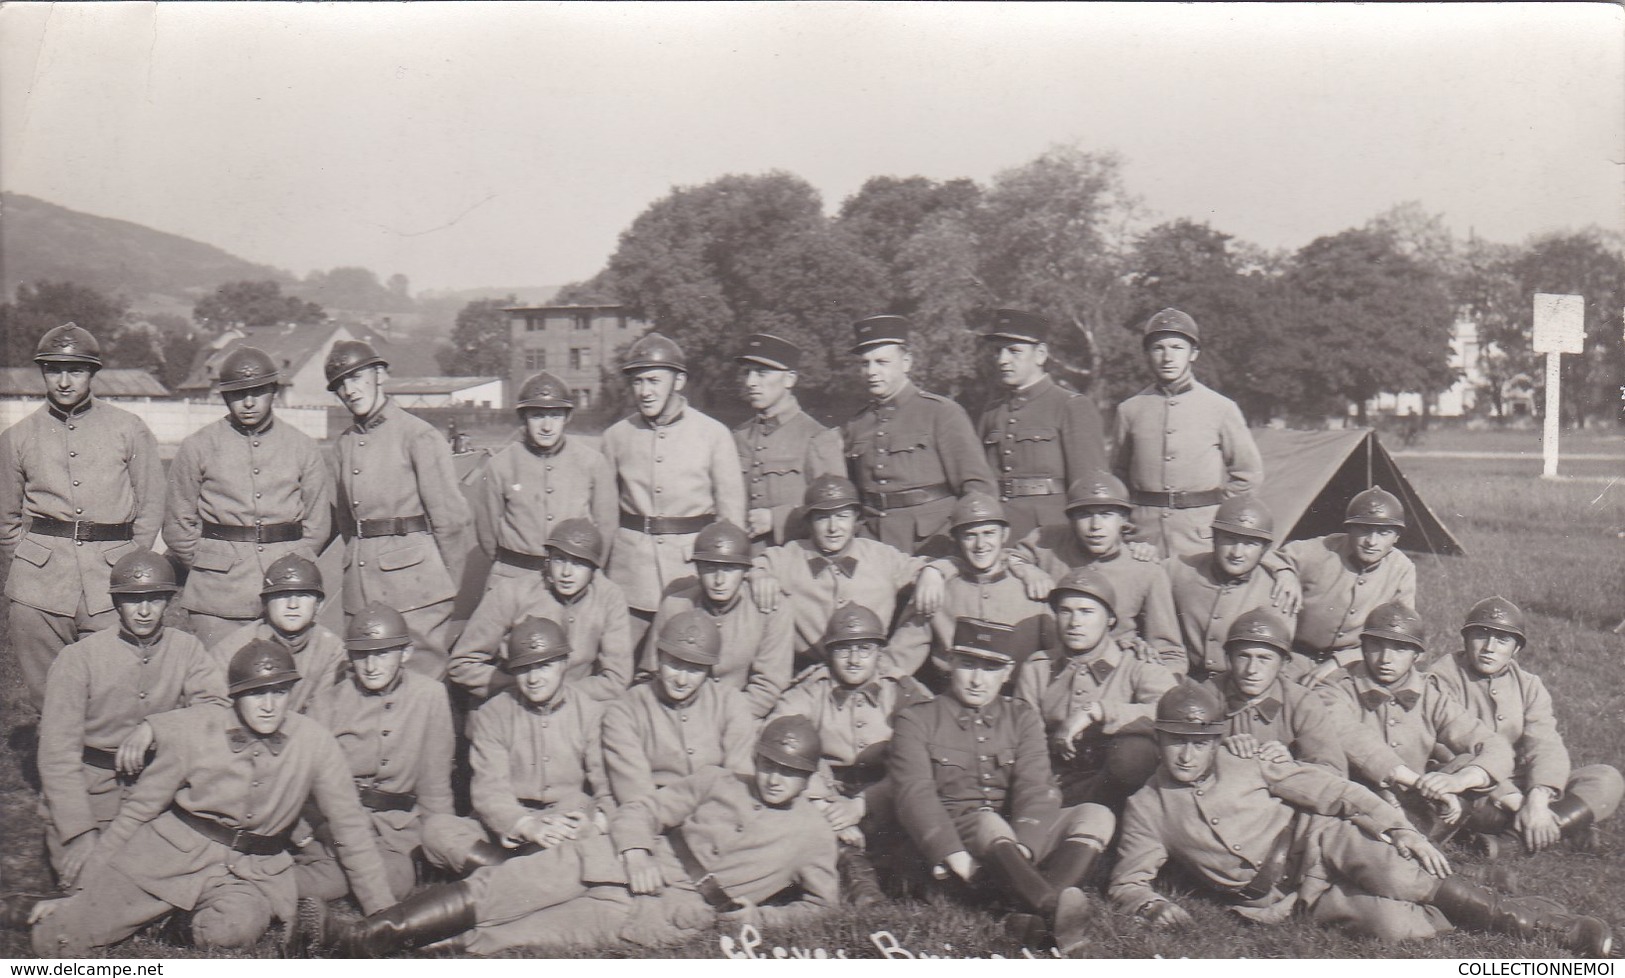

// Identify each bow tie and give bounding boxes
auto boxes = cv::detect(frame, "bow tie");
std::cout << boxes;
[809,554,858,578]
[1360,688,1421,712]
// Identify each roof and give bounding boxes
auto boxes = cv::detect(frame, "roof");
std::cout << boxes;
[176,322,345,392]
[385,376,500,395]
[505,303,630,313]
[0,367,169,398]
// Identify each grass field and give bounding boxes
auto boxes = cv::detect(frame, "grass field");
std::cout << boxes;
[1,434,1621,960]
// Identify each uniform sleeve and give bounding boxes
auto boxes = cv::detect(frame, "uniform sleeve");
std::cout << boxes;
[581,699,613,816]
[1282,694,1354,776]
[100,708,196,851]
[1518,675,1571,796]
[470,453,503,558]
[1430,682,1516,785]
[589,449,619,544]
[719,688,758,778]
[467,700,528,837]
[415,682,457,818]
[161,436,205,565]
[881,599,934,679]
[297,435,335,555]
[1392,556,1417,610]
[308,733,395,915]
[756,820,840,927]
[1099,659,1177,736]
[601,698,658,806]
[1138,567,1187,671]
[608,766,718,855]
[0,425,23,560]
[1111,399,1135,487]
[129,417,165,549]
[1060,394,1108,485]
[934,400,996,497]
[579,587,633,701]
[889,709,965,865]
[1260,757,1409,839]
[1107,793,1170,912]
[1008,703,1063,855]
[1013,653,1049,711]
[710,424,747,527]
[744,606,795,719]
[448,586,516,700]
[38,652,96,842]
[1216,398,1262,497]
[765,680,817,725]
[182,646,231,709]
[409,423,475,585]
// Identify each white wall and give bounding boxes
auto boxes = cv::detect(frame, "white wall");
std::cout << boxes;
[0,400,329,444]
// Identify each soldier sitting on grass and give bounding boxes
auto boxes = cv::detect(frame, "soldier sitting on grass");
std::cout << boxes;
[212,554,348,716]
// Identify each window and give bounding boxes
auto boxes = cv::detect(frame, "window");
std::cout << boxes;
[573,388,592,409]
[573,312,591,331]
[521,315,544,333]
[569,347,593,371]
[617,314,629,329]
[523,350,547,371]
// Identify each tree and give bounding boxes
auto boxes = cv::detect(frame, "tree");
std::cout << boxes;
[1504,229,1625,426]
[837,176,983,315]
[1458,237,1527,420]
[0,280,128,366]
[301,267,414,313]
[193,280,325,332]
[105,324,165,377]
[437,296,517,377]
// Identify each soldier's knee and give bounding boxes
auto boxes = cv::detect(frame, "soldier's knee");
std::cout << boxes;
[191,899,271,949]
[1571,765,1624,820]
[1062,802,1116,846]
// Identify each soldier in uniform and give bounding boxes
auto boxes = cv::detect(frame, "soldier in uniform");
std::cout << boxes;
[768,604,932,906]
[211,553,348,716]
[449,518,632,703]
[163,345,333,647]
[472,370,616,590]
[600,610,755,806]
[328,339,474,679]
[296,604,455,909]
[37,549,228,887]
[322,716,838,957]
[23,641,393,956]
[1112,308,1262,560]
[601,332,745,634]
[1107,683,1611,956]
[843,315,996,555]
[732,333,842,550]
[423,617,609,877]
[890,618,1109,947]
[1428,597,1623,854]
[641,521,792,718]
[1016,569,1177,810]
[0,323,165,716]
[976,309,1107,541]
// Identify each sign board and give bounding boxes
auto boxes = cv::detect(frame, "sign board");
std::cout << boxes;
[1532,293,1585,354]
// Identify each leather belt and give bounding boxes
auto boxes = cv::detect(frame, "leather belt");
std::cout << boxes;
[202,521,303,544]
[1130,488,1225,509]
[1235,824,1296,902]
[999,477,1064,498]
[518,798,552,810]
[81,746,119,771]
[495,546,550,571]
[618,512,713,535]
[830,762,887,789]
[353,515,431,538]
[28,515,134,542]
[1292,641,1340,665]
[356,783,417,813]
[667,828,741,911]
[860,483,952,512]
[171,806,291,856]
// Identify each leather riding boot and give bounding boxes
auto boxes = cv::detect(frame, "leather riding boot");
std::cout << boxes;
[334,882,477,958]
[1430,878,1614,957]
[1038,840,1102,892]
[983,838,1059,916]
[1549,794,1599,841]
[1052,887,1092,956]
[461,840,514,875]
[1521,897,1614,958]
[837,844,886,908]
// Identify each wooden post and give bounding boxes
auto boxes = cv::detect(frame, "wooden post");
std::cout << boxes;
[1531,294,1585,480]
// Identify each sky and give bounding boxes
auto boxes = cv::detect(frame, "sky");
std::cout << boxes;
[1,2,1620,294]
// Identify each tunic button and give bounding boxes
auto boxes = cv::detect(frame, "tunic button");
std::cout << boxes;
[1195,790,1203,796]
[656,457,664,463]
[1210,818,1219,825]
[353,469,361,475]
[139,691,147,698]
[252,781,260,787]
[72,480,79,487]
[76,508,83,514]
[254,492,262,499]
[252,441,260,448]
[248,813,255,819]
[687,748,695,754]
[359,560,366,567]
[546,487,554,494]
[253,468,260,475]
[1231,844,1242,851]
[142,657,150,665]
[69,451,77,457]
[1164,455,1174,461]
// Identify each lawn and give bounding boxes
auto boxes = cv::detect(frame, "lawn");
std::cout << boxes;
[1,444,1621,960]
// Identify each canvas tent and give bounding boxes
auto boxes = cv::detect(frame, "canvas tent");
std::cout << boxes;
[1253,427,1465,556]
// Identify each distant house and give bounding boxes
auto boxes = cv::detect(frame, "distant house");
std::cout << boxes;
[0,367,169,401]
[507,304,646,410]
[177,322,355,408]
[385,376,504,408]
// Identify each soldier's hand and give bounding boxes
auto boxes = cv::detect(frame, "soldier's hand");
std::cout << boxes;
[720,898,761,930]
[824,796,866,833]
[748,570,782,614]
[1125,541,1159,563]
[28,897,72,926]
[1433,793,1463,826]
[1515,794,1562,852]
[943,850,979,882]
[1269,569,1303,618]
[59,830,99,888]
[1008,561,1055,602]
[1053,710,1094,761]
[1415,771,1464,804]
[1390,828,1451,878]
[1223,734,1263,758]
[623,848,667,895]
[746,509,774,539]
[836,826,867,848]
[1123,637,1161,665]
[914,566,946,616]
[115,721,156,775]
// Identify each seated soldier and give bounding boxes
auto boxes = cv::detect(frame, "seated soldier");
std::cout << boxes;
[1108,683,1611,956]
[891,618,1108,949]
[1165,496,1299,680]
[38,549,228,889]
[213,553,347,715]
[1011,472,1184,672]
[423,616,609,877]
[1016,568,1177,811]
[296,604,454,915]
[1326,602,1515,838]
[1272,487,1417,683]
[768,603,932,906]
[601,610,755,806]
[449,517,633,702]
[642,521,792,718]
[1429,596,1624,855]
[321,717,838,957]
[21,641,392,956]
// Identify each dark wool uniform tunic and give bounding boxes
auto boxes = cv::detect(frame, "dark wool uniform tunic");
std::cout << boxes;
[732,396,843,547]
[977,375,1107,539]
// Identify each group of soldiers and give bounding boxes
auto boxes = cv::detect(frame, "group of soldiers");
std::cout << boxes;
[0,307,1618,958]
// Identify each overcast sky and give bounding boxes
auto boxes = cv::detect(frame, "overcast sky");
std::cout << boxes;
[2,2,1620,293]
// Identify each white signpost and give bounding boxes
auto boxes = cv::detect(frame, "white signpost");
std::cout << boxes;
[1531,293,1585,478]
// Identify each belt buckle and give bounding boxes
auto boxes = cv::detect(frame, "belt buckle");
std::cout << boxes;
[70,520,91,542]
[1168,490,1187,507]
[226,825,248,850]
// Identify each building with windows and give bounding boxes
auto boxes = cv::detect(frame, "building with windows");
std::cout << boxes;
[506,304,646,410]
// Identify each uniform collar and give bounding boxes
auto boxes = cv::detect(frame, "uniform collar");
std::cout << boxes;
[1067,636,1122,681]
[227,726,288,755]
[119,627,164,650]
[873,380,917,412]
[1155,376,1197,397]
[755,396,801,431]
[228,414,275,437]
[1456,649,1515,683]
[47,395,95,422]
[1351,665,1424,711]
[833,679,885,709]
[703,591,744,616]
[640,395,688,429]
[1003,375,1053,407]
[268,623,313,655]
[957,556,1010,585]
[807,551,858,577]
[948,695,1006,727]
[353,397,394,433]
[524,436,568,458]
[518,686,569,715]
[1223,678,1283,721]
[657,678,709,710]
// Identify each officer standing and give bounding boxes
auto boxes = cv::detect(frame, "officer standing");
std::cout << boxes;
[843,315,996,555]
[976,309,1107,541]
[0,324,165,716]
[1113,308,1262,559]
[732,333,843,550]
[164,346,333,647]
[328,340,474,679]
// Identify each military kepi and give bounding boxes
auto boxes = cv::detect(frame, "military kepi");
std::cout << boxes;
[980,308,1050,345]
[950,617,1018,665]
[850,315,911,353]
[735,333,802,371]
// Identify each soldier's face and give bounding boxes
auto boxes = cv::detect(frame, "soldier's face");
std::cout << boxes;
[949,653,1012,708]
[236,684,292,736]
[1145,335,1198,385]
[1361,637,1420,686]
[697,561,746,605]
[754,757,811,808]
[740,365,795,413]
[265,592,320,634]
[521,408,569,450]
[40,365,93,410]
[1070,506,1129,556]
[1212,530,1267,579]
[827,640,881,687]
[657,652,709,704]
[114,593,168,639]
[1227,646,1284,698]
[993,342,1047,389]
[336,365,387,418]
[1160,733,1219,784]
[954,522,1008,572]
[627,368,682,419]
[223,384,277,429]
[1463,626,1521,677]
[1348,525,1400,567]
[350,646,409,692]
[513,657,568,705]
[546,552,595,598]
[810,507,859,554]
[858,345,911,400]
[1055,594,1113,653]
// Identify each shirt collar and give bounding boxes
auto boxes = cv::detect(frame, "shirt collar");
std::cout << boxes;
[756,395,801,430]
[353,397,393,433]
[227,726,288,755]
[47,396,95,422]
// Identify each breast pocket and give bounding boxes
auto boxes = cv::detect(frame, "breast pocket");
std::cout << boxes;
[756,454,803,479]
[1013,427,1058,448]
[13,537,51,568]
[930,744,977,791]
[191,540,237,574]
